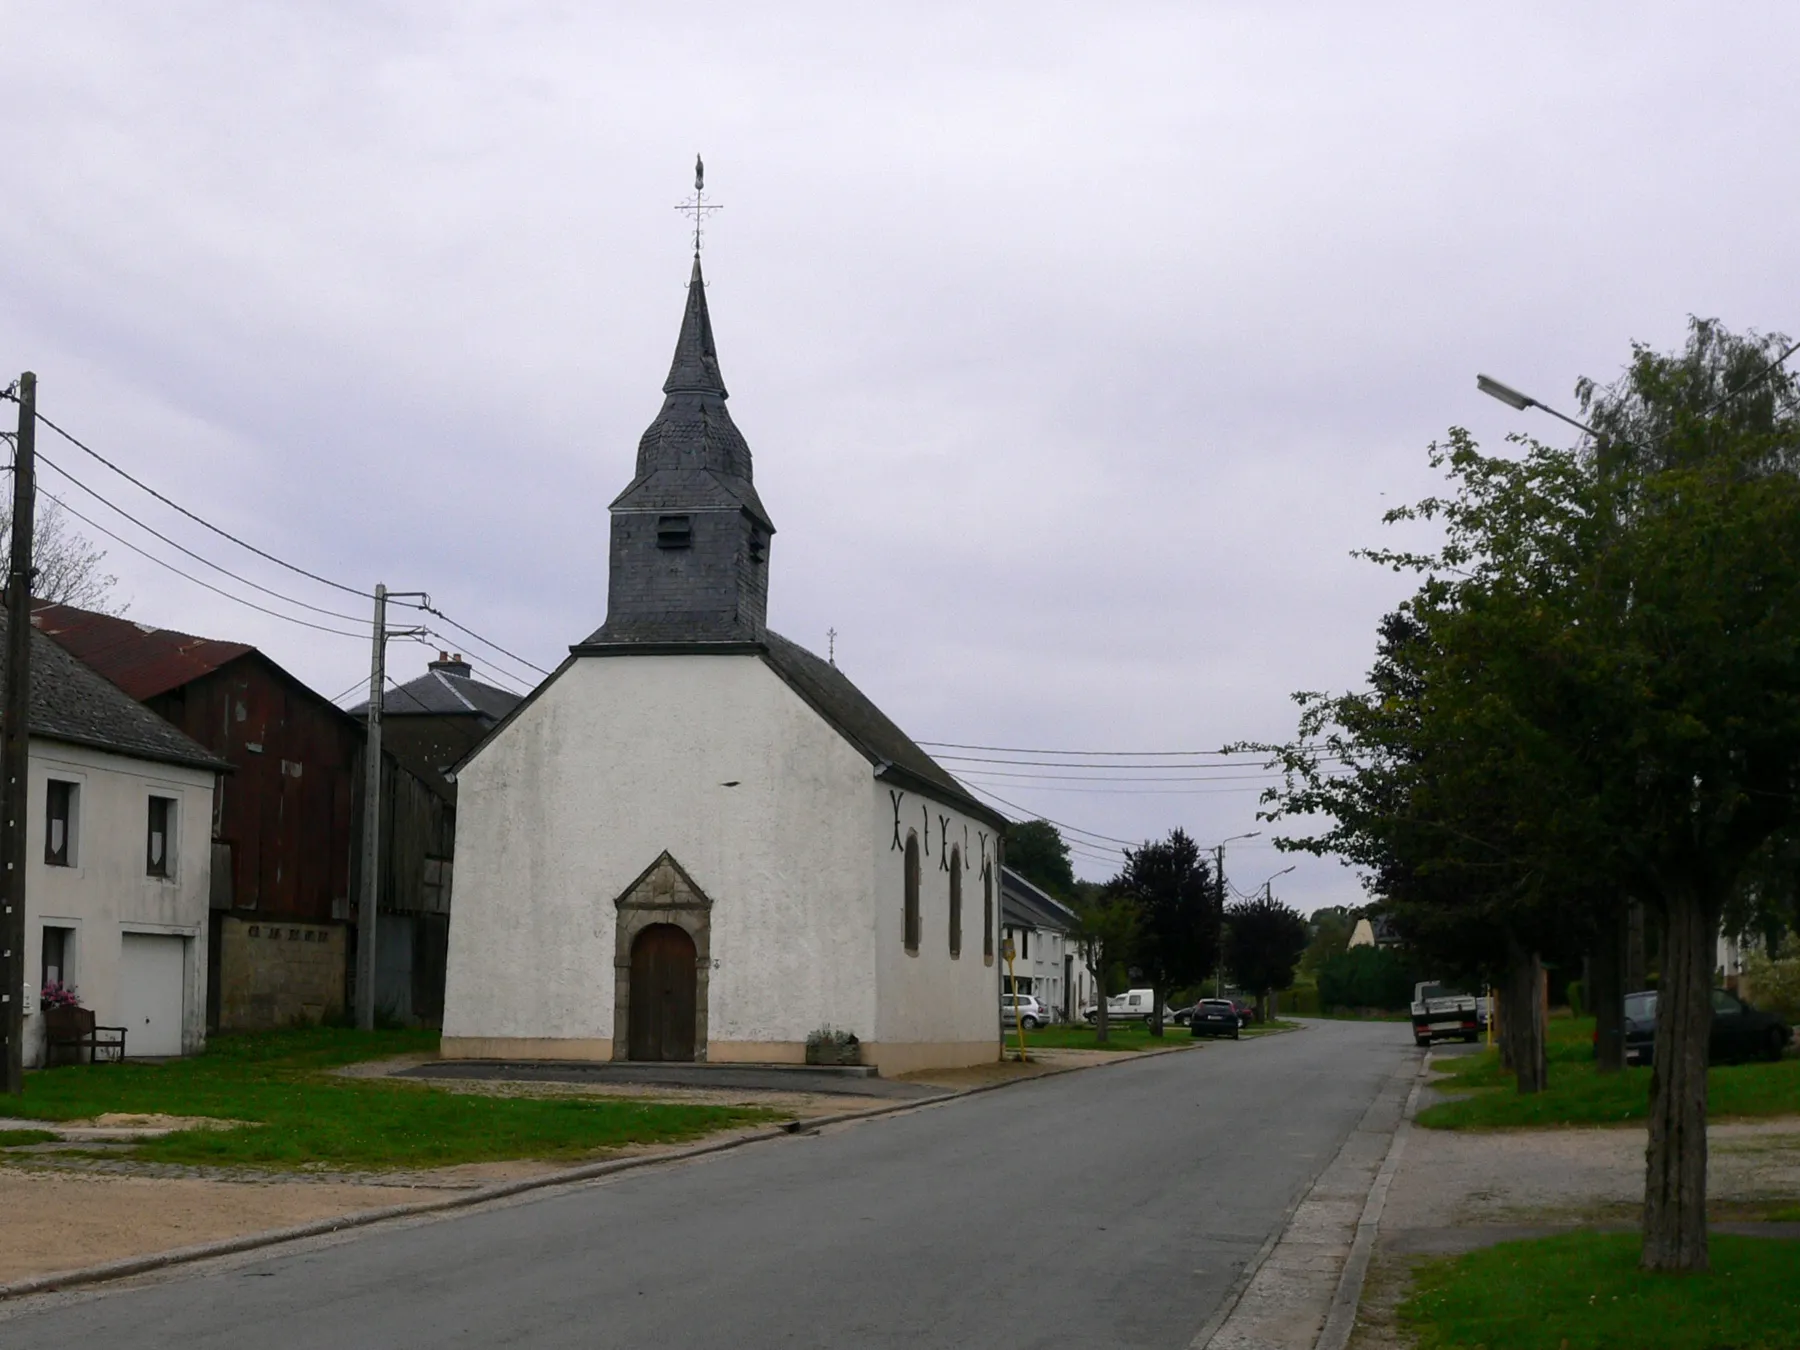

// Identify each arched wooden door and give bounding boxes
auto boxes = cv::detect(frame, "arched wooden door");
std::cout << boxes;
[628,924,698,1062]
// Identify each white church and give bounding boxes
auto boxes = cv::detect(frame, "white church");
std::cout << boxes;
[440,252,1008,1074]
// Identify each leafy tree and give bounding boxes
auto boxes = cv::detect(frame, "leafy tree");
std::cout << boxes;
[1263,318,1800,1274]
[1224,893,1310,1020]
[1071,884,1138,1046]
[1003,819,1075,900]
[1,498,123,612]
[1299,905,1354,975]
[1316,945,1415,1011]
[1117,828,1217,1037]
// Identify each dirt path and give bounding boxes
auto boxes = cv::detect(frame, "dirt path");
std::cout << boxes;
[0,1170,426,1284]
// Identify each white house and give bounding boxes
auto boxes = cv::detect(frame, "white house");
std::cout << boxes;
[441,254,1009,1075]
[9,614,223,1066]
[999,867,1081,1021]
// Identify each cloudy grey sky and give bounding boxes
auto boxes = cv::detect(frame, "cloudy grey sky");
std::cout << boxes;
[2,4,1792,908]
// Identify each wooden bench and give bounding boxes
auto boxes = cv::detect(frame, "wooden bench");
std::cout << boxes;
[43,1006,128,1066]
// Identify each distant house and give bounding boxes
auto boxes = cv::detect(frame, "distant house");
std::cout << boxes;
[30,602,459,1029]
[1000,868,1081,1021]
[1347,913,1402,950]
[6,611,225,1065]
[349,653,521,1022]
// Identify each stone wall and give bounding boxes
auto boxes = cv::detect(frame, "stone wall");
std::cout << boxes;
[217,915,345,1028]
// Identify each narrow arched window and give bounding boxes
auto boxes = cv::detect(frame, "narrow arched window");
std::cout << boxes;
[983,865,994,965]
[948,846,963,958]
[904,831,921,955]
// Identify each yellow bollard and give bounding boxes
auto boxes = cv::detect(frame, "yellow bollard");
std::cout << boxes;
[1003,938,1028,1062]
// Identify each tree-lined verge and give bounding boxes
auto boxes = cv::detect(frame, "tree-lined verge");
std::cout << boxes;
[1253,320,1800,1273]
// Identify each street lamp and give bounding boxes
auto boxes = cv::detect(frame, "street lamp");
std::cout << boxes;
[1258,863,1297,899]
[1477,373,1602,440]
[1212,833,1261,997]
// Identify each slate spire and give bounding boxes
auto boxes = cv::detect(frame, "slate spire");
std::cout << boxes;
[663,254,727,398]
[585,254,775,648]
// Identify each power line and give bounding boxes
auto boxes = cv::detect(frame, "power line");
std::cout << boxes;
[950,778,1141,848]
[417,626,539,691]
[921,740,1301,759]
[953,768,1293,783]
[35,450,372,626]
[402,601,552,678]
[38,487,368,639]
[33,407,372,599]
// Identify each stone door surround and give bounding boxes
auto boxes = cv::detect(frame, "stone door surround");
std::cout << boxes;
[612,851,712,1062]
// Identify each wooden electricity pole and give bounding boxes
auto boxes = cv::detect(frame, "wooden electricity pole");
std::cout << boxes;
[3,373,38,1095]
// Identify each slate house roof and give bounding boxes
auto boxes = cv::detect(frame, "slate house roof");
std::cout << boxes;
[0,611,225,771]
[1000,867,1079,935]
[350,655,521,723]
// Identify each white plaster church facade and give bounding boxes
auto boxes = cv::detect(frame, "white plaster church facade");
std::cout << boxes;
[441,255,1008,1074]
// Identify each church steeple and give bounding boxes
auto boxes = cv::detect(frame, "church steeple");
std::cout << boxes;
[584,254,775,648]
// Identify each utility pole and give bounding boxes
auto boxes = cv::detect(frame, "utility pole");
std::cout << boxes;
[1214,844,1226,998]
[355,584,387,1031]
[354,585,426,1031]
[2,373,37,1095]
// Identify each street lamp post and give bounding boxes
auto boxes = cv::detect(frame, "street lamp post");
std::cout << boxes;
[1476,373,1604,440]
[1213,832,1259,998]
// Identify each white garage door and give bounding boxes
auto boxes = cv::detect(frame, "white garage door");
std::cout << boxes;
[120,934,187,1057]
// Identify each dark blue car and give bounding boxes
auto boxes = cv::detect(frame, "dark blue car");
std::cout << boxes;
[1622,989,1792,1067]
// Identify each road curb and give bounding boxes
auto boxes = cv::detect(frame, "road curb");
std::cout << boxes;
[1313,1052,1430,1350]
[0,1041,1190,1304]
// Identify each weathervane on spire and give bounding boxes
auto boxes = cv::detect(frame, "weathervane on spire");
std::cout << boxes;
[675,154,723,256]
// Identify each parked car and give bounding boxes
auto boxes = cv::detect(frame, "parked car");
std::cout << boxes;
[1001,994,1046,1030]
[1227,996,1258,1026]
[1410,981,1481,1046]
[1189,998,1242,1040]
[1622,989,1792,1067]
[1171,1002,1197,1027]
[1081,989,1178,1025]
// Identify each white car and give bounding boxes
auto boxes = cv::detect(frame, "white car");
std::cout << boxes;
[1001,994,1045,1029]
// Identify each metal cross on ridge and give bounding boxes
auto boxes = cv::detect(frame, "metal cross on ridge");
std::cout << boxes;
[675,154,723,255]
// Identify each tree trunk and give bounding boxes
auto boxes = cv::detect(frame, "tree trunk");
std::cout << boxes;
[1625,901,1647,994]
[1503,942,1548,1094]
[1257,990,1270,1024]
[1641,892,1716,1273]
[1591,907,1627,1074]
[1495,983,1515,1071]
[1150,983,1165,1038]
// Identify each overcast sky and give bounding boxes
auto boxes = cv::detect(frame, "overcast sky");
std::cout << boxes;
[2,4,1792,909]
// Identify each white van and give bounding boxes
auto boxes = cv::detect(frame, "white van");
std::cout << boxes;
[1082,988,1174,1024]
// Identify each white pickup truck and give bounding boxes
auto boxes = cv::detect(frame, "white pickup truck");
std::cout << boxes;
[1410,982,1481,1046]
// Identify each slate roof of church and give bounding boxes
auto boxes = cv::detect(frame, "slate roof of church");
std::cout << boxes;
[609,253,772,531]
[0,610,227,771]
[462,250,1004,829]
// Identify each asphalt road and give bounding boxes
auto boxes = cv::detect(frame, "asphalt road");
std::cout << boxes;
[4,1020,1412,1349]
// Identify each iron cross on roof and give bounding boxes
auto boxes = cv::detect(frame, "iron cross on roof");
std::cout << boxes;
[675,154,723,255]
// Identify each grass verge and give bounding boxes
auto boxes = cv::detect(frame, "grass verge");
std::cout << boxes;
[1399,1230,1800,1350]
[7,1028,774,1171]
[0,1129,59,1147]
[1417,1017,1800,1129]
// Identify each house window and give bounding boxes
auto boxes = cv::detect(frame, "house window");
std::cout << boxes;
[983,867,994,965]
[146,796,176,878]
[903,831,921,955]
[1020,927,1030,960]
[45,779,77,866]
[42,925,73,991]
[656,514,693,549]
[948,846,962,958]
